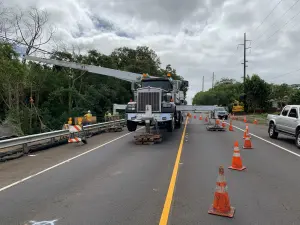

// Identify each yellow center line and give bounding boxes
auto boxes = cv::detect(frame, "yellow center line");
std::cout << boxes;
[159,116,189,225]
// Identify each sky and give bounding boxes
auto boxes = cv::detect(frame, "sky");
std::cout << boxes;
[2,0,300,104]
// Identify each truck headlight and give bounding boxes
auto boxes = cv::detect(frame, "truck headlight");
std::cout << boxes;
[162,103,172,108]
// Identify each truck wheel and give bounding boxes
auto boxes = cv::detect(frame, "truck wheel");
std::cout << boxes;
[167,117,175,132]
[127,120,137,132]
[296,130,300,149]
[268,123,278,139]
[175,112,182,129]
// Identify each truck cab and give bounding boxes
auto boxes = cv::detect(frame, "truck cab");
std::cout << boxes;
[125,74,188,132]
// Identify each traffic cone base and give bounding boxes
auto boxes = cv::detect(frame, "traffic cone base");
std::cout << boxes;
[243,146,253,149]
[208,205,235,218]
[228,165,246,171]
[208,166,235,218]
[243,137,253,149]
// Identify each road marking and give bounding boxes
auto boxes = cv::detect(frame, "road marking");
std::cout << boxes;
[0,128,143,193]
[159,117,188,225]
[227,122,300,158]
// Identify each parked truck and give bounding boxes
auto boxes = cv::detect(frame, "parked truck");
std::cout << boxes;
[126,73,188,132]
[267,105,300,148]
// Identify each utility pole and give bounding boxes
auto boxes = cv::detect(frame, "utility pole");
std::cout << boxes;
[202,76,204,92]
[212,72,214,89]
[238,33,251,110]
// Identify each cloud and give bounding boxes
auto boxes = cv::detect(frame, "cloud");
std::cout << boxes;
[2,0,300,104]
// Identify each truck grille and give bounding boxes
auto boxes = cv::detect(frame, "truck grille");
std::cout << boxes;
[137,92,160,112]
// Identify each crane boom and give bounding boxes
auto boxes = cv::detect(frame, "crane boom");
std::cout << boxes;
[24,55,157,83]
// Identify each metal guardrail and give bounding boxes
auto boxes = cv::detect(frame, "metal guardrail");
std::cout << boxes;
[0,119,125,150]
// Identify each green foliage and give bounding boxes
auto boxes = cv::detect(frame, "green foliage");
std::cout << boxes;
[290,90,300,105]
[244,74,271,112]
[0,42,184,135]
[192,78,242,108]
[192,74,298,113]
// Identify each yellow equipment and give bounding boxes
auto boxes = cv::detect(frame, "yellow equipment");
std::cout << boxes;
[232,100,244,113]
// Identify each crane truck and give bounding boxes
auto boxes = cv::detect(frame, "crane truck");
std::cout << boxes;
[23,55,214,143]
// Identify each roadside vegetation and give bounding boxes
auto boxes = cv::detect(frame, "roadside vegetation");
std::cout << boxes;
[0,5,185,136]
[192,76,300,114]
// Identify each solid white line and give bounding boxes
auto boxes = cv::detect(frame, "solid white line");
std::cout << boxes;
[226,122,300,158]
[0,128,142,193]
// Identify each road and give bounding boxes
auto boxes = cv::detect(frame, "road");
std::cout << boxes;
[1,114,300,225]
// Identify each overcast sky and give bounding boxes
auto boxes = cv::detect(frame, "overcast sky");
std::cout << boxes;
[2,0,300,104]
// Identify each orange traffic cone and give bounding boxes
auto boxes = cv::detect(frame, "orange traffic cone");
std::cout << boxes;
[243,129,247,139]
[222,119,226,128]
[216,119,220,126]
[243,124,250,139]
[229,120,234,131]
[243,136,253,149]
[228,141,246,171]
[253,119,258,125]
[208,166,235,218]
[243,116,247,123]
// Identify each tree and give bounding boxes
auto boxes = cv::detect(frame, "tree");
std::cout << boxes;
[14,7,55,58]
[192,91,218,105]
[289,90,300,105]
[192,77,243,107]
[0,2,14,39]
[244,74,271,112]
[270,83,294,108]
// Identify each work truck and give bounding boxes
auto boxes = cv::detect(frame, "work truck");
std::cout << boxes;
[126,73,188,132]
[267,105,300,148]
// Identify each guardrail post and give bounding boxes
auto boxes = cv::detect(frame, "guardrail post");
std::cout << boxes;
[51,137,55,144]
[23,143,29,154]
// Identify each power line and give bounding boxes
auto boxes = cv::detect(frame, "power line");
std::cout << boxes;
[253,0,300,43]
[253,8,300,49]
[0,35,52,54]
[273,68,300,79]
[253,0,284,33]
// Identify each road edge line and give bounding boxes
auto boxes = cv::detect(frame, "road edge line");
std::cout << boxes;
[226,122,300,158]
[0,128,143,193]
[159,117,188,225]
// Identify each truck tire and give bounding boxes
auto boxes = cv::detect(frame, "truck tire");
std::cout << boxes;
[127,120,137,132]
[268,122,278,139]
[167,117,175,132]
[296,130,300,149]
[175,111,182,128]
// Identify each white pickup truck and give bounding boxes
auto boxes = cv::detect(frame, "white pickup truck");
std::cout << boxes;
[267,105,300,148]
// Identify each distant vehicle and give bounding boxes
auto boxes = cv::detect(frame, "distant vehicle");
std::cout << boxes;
[267,105,300,148]
[214,107,229,120]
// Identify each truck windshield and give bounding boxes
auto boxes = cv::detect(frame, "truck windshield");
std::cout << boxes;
[216,107,226,111]
[141,80,172,90]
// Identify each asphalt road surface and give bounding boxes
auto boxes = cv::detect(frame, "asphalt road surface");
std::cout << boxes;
[1,113,300,225]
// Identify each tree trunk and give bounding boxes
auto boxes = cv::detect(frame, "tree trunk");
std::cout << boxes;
[29,84,33,134]
[68,78,72,114]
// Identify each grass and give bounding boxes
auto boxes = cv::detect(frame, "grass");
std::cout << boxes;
[234,113,278,125]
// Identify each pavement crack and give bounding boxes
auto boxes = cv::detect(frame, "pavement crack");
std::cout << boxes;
[282,203,289,210]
